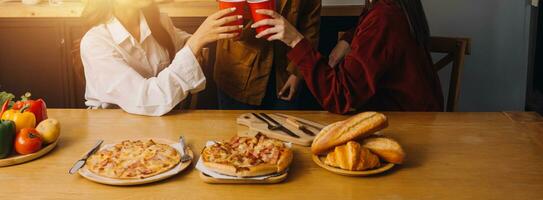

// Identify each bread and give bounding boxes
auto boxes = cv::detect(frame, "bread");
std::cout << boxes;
[324,141,381,171]
[361,137,405,164]
[311,112,388,155]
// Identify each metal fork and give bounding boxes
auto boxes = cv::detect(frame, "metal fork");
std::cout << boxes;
[178,136,192,162]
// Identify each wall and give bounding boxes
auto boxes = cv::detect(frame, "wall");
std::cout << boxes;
[422,0,533,111]
[323,0,364,5]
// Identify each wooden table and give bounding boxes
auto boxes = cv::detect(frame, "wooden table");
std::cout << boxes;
[1,110,543,199]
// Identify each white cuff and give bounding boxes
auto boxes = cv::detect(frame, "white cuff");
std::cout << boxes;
[170,46,205,89]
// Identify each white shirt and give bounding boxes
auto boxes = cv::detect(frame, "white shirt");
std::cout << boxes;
[80,13,206,116]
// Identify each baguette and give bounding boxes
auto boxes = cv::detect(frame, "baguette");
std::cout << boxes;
[311,112,388,155]
[361,137,405,164]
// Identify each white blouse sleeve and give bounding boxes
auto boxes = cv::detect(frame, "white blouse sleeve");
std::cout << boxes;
[80,34,206,117]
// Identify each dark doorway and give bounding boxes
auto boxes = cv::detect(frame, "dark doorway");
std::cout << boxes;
[527,5,543,114]
[535,6,543,94]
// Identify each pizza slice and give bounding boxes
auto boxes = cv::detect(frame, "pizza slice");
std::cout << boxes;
[201,134,293,177]
[86,139,181,179]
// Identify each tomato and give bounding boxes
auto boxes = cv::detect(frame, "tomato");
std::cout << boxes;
[15,128,43,155]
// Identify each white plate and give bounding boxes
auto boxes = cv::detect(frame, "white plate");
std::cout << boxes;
[78,138,193,186]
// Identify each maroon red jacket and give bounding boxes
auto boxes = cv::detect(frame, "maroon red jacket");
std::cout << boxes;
[288,0,444,114]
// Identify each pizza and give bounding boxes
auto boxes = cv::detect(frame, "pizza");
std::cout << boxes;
[86,139,181,179]
[201,134,293,177]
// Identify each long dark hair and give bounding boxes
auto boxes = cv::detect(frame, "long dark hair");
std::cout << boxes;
[365,0,430,47]
[81,0,175,61]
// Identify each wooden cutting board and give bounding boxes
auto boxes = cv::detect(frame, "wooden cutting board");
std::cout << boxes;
[199,172,288,184]
[236,113,324,146]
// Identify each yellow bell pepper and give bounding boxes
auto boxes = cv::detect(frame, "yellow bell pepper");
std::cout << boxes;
[1,106,36,133]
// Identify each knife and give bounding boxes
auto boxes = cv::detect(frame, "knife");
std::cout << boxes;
[285,118,315,136]
[69,140,103,174]
[274,113,324,131]
[259,113,300,138]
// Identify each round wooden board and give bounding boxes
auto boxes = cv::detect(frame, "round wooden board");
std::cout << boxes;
[78,138,193,186]
[0,139,59,167]
[312,154,395,176]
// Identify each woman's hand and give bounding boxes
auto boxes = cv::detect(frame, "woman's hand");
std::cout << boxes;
[187,8,243,55]
[278,74,303,101]
[328,40,351,67]
[250,9,304,48]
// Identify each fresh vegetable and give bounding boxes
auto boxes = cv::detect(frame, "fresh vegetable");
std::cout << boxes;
[0,120,16,159]
[0,97,11,118]
[1,105,36,133]
[14,128,43,155]
[12,93,48,124]
[35,119,60,144]
[0,91,15,110]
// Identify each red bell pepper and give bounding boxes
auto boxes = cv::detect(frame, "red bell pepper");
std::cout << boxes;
[12,98,48,124]
[0,98,11,117]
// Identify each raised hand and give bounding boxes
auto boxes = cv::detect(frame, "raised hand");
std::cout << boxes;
[250,9,304,48]
[278,74,303,101]
[186,8,243,55]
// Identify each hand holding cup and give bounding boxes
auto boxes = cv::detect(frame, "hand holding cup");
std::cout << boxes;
[250,9,304,48]
[218,0,247,35]
[186,8,243,55]
[247,0,275,39]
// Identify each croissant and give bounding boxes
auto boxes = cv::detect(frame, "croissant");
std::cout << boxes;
[324,141,381,171]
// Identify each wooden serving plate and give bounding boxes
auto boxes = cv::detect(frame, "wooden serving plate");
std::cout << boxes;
[312,154,395,176]
[237,113,322,146]
[78,138,193,186]
[0,139,59,167]
[311,122,394,176]
[199,172,288,184]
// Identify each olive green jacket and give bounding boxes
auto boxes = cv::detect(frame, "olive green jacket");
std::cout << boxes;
[214,0,321,105]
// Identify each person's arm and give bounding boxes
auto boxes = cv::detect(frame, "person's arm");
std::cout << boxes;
[287,15,393,114]
[339,28,355,44]
[81,35,205,117]
[160,13,191,51]
[251,10,394,114]
[285,0,321,77]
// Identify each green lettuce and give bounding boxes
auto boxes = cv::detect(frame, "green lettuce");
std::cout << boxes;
[0,91,15,108]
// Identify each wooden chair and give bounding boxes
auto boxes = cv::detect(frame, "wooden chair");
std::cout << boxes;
[71,39,87,108]
[71,40,208,110]
[429,36,471,112]
[337,32,471,112]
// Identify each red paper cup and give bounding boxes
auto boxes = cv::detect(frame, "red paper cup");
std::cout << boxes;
[218,0,247,34]
[247,0,275,38]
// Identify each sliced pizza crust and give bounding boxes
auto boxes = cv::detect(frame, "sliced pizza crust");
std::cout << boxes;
[201,135,293,177]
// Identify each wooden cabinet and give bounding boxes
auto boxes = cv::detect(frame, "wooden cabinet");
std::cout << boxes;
[0,17,216,108]
[63,19,85,108]
[0,19,68,108]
